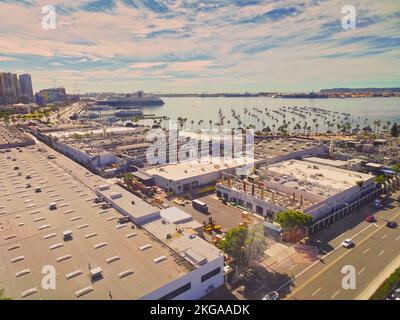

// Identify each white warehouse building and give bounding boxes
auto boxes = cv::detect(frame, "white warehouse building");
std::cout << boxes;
[96,184,224,300]
[217,158,376,221]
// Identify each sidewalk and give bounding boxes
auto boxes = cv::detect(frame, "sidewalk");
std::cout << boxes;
[356,254,400,300]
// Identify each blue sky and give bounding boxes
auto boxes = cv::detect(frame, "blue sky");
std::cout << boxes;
[0,0,399,93]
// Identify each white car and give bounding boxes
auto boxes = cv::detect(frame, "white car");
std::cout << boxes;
[342,238,353,248]
[262,291,279,300]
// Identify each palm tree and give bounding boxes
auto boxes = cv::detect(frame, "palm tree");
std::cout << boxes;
[373,120,378,133]
[376,120,381,134]
[303,122,308,135]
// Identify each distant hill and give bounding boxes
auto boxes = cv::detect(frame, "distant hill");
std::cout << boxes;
[320,88,400,94]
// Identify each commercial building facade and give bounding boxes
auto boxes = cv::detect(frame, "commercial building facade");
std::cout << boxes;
[19,73,34,103]
[0,72,35,105]
[217,158,376,222]
[0,72,20,105]
[35,87,66,105]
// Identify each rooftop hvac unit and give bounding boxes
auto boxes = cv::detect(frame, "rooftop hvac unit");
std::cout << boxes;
[90,267,103,280]
[110,192,122,200]
[49,202,57,210]
[63,230,73,241]
[98,184,110,191]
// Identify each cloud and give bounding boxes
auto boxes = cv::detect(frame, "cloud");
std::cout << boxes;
[0,56,16,62]
[0,0,398,92]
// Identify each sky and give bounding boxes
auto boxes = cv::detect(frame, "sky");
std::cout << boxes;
[0,0,399,93]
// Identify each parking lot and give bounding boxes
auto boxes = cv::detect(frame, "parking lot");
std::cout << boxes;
[166,193,260,232]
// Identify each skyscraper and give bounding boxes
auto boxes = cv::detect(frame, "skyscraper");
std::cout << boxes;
[19,73,34,102]
[12,73,21,103]
[0,72,18,105]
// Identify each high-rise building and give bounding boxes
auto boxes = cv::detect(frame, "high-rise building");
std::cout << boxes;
[19,73,34,103]
[0,75,3,106]
[35,87,66,105]
[0,72,19,105]
[12,73,21,103]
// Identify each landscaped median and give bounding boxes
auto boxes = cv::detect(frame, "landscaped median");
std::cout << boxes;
[370,266,400,300]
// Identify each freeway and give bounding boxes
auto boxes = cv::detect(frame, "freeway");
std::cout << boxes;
[277,193,400,300]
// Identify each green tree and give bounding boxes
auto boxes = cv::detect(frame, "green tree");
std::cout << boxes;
[390,123,399,137]
[276,210,313,229]
[123,173,134,185]
[356,180,364,189]
[375,175,387,185]
[0,288,10,300]
[391,163,400,174]
[219,224,267,277]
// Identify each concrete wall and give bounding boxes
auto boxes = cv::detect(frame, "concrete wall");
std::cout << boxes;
[152,170,221,194]
[216,183,286,218]
[216,176,376,222]
[306,178,376,220]
[140,255,224,300]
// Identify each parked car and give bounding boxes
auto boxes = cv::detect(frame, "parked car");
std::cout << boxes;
[262,291,279,300]
[365,216,376,223]
[386,221,398,229]
[373,199,383,209]
[342,238,354,248]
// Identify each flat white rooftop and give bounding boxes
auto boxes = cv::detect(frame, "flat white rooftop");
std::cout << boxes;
[0,147,191,300]
[146,156,257,181]
[48,126,144,139]
[97,184,160,224]
[303,157,348,168]
[143,207,221,266]
[265,159,374,197]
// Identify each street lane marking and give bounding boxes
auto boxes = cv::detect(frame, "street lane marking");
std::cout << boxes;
[331,290,340,299]
[381,234,387,239]
[396,235,400,241]
[358,268,365,275]
[378,250,385,256]
[289,264,298,270]
[363,248,370,254]
[312,288,321,296]
[276,223,375,294]
[283,209,400,298]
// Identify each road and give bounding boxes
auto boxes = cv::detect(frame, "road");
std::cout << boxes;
[274,193,400,300]
[48,102,87,124]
